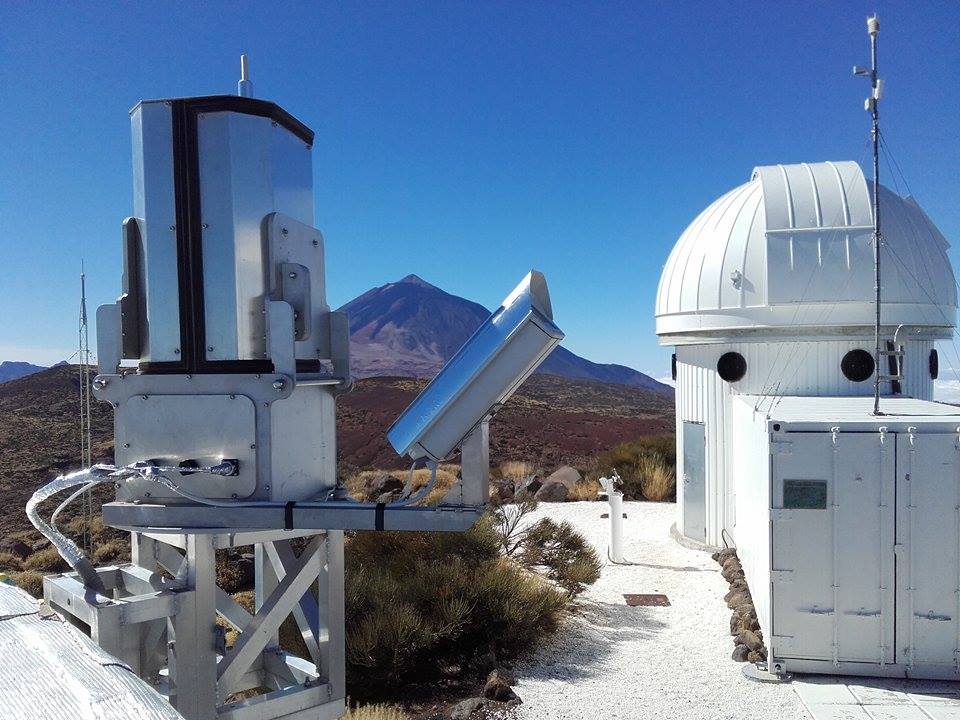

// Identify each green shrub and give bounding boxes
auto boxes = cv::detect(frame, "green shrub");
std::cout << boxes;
[345,704,409,720]
[519,518,601,596]
[591,435,676,501]
[0,552,23,571]
[344,517,567,692]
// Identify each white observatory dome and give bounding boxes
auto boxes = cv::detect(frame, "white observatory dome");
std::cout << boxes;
[656,161,957,341]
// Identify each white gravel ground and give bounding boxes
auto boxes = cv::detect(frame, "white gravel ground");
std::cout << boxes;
[511,501,809,720]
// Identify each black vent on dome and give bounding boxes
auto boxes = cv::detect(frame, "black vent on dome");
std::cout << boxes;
[930,349,939,380]
[841,349,875,383]
[717,352,746,382]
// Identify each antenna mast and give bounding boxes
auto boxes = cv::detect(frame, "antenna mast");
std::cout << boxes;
[79,264,93,554]
[856,15,883,414]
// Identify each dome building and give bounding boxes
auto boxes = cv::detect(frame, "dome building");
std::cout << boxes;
[656,161,960,678]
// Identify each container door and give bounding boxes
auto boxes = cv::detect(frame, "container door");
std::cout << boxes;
[895,433,960,674]
[682,421,706,543]
[771,431,894,664]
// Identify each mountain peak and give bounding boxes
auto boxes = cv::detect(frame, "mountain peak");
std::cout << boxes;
[397,274,435,288]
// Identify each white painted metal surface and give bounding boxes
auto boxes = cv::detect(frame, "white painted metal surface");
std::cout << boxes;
[729,395,960,678]
[656,161,956,339]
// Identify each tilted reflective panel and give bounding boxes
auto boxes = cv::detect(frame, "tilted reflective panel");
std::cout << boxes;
[387,270,564,462]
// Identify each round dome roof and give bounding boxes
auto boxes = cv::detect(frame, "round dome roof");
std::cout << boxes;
[655,161,957,341]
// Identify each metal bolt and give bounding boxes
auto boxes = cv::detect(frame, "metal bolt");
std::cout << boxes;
[141,394,149,400]
[93,378,108,390]
[207,346,215,352]
[231,493,238,499]
[144,492,151,498]
[169,225,176,231]
[281,227,289,235]
[202,223,209,229]
[312,239,319,247]
[272,121,278,128]
[174,348,180,354]
[123,443,130,448]
[250,443,256,449]
[272,379,285,391]
[288,271,297,279]
[264,485,270,491]
[229,394,236,400]
[114,482,120,490]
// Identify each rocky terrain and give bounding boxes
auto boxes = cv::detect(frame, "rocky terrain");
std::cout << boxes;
[0,365,673,538]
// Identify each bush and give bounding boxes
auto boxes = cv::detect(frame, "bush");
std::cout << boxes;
[344,516,567,692]
[11,570,44,597]
[23,546,68,572]
[0,552,23,571]
[93,539,130,564]
[591,435,676,501]
[519,518,601,597]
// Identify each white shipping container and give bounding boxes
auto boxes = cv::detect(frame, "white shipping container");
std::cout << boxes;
[731,395,960,679]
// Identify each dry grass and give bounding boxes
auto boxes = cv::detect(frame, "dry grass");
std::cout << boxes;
[23,546,67,572]
[93,538,129,564]
[499,460,535,481]
[344,465,459,505]
[568,477,602,501]
[0,551,23,571]
[345,704,409,720]
[638,455,676,502]
[10,570,43,597]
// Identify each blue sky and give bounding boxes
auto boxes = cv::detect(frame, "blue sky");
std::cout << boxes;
[1,2,958,384]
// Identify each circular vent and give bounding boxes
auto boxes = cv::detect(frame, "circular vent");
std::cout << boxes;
[930,349,939,380]
[717,352,747,382]
[841,349,875,383]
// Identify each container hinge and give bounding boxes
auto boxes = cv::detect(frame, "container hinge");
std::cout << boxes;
[803,606,835,616]
[831,426,841,445]
[915,612,952,622]
[907,426,917,447]
[878,426,888,445]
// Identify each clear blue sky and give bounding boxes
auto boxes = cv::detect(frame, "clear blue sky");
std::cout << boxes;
[1,1,958,383]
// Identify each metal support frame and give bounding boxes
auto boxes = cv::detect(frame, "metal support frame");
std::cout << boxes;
[43,529,346,720]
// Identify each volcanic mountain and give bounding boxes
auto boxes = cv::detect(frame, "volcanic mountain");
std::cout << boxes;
[339,274,671,392]
[0,361,47,383]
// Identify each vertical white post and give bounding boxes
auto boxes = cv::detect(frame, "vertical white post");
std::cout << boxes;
[608,490,625,563]
[256,542,280,649]
[322,530,346,703]
[169,534,218,720]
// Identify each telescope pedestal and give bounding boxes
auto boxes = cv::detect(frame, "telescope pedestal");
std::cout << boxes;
[44,529,345,720]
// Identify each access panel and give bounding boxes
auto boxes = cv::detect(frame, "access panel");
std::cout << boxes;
[771,431,895,664]
[896,433,960,675]
[682,421,706,543]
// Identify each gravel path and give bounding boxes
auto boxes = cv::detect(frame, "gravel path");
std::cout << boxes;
[511,501,809,720]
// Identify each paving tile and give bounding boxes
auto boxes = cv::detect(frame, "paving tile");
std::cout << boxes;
[804,704,872,720]
[849,685,911,705]
[922,709,960,720]
[796,681,860,705]
[908,691,960,706]
[863,706,933,720]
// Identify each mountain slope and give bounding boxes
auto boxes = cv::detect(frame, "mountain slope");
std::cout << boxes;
[0,361,47,383]
[339,275,671,392]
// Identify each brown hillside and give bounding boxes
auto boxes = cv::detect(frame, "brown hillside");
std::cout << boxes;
[0,366,673,538]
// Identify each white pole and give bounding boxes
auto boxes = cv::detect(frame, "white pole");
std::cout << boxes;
[599,471,625,563]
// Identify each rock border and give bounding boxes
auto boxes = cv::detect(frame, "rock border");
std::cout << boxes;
[711,548,768,666]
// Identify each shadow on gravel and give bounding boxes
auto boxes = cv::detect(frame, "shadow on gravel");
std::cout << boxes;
[516,599,668,683]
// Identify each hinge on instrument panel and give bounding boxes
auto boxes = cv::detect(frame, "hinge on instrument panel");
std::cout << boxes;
[831,426,841,446]
[907,426,917,447]
[878,426,888,445]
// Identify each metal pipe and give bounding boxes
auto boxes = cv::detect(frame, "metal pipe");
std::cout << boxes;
[868,15,882,415]
[599,471,625,563]
[238,54,253,98]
